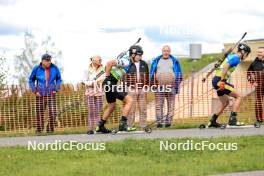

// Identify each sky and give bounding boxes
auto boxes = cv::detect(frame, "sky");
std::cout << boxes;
[0,0,264,84]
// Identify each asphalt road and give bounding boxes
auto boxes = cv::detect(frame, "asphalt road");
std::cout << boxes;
[0,126,263,147]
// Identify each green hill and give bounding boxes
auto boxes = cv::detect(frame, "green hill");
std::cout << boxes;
[178,53,222,76]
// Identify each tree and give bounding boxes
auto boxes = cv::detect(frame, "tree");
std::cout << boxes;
[14,31,63,84]
[0,52,7,98]
[14,31,39,84]
[41,35,64,74]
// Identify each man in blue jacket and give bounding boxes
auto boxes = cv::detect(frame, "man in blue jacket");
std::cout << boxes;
[29,54,62,133]
[150,45,182,128]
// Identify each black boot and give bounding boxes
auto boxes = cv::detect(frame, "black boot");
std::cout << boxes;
[165,115,172,128]
[228,112,238,126]
[157,123,163,128]
[208,114,221,128]
[165,124,171,128]
[119,116,128,131]
[119,116,136,131]
[257,119,263,124]
[96,119,111,133]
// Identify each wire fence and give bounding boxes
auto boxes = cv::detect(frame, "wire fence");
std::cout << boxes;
[0,71,263,134]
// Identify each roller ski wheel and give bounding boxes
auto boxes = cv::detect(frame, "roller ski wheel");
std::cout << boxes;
[144,127,152,133]
[111,129,119,135]
[199,124,206,129]
[254,122,261,128]
[220,124,227,129]
[87,130,95,135]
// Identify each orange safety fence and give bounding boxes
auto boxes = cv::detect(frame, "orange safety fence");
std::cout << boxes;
[0,71,263,134]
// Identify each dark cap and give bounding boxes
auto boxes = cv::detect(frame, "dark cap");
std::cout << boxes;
[41,54,52,60]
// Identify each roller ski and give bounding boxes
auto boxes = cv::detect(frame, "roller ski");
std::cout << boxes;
[199,122,224,129]
[200,114,260,129]
[111,119,152,135]
[220,115,246,129]
[254,121,262,128]
[221,121,260,129]
[87,127,111,135]
[199,114,223,129]
[199,114,244,129]
[221,119,261,129]
[199,122,252,129]
[87,120,112,135]
[111,127,152,135]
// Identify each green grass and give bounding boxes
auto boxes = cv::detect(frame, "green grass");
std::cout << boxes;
[178,53,222,76]
[0,135,263,176]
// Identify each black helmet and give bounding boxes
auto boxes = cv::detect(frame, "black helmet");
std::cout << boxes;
[41,53,52,60]
[129,45,143,56]
[237,43,251,54]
